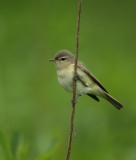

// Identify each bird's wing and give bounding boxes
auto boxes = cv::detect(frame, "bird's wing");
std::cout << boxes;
[76,69,100,102]
[77,63,108,93]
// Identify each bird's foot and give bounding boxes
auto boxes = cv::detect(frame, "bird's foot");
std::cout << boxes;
[73,76,79,81]
[71,99,77,105]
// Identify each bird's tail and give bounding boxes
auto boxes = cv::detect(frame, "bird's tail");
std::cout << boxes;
[104,93,123,110]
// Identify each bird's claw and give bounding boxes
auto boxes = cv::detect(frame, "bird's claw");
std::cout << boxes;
[71,100,77,105]
[73,76,78,81]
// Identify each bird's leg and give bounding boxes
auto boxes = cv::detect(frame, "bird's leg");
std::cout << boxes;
[71,75,79,105]
[76,94,82,101]
[71,94,82,105]
[73,75,79,82]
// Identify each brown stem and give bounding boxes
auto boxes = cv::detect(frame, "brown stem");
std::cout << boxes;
[65,0,82,160]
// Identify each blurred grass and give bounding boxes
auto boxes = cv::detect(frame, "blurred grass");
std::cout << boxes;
[0,0,136,160]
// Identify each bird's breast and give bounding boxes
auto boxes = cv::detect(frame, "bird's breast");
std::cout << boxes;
[57,65,74,92]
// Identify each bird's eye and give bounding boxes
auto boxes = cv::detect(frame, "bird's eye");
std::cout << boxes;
[60,58,66,61]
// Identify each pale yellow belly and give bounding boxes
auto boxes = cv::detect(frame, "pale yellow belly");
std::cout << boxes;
[57,70,93,95]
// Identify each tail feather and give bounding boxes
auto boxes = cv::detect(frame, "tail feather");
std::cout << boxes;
[104,93,123,110]
[87,94,100,102]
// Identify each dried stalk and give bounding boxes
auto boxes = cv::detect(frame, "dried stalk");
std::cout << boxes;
[65,0,83,160]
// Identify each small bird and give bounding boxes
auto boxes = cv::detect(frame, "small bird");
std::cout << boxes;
[49,50,123,110]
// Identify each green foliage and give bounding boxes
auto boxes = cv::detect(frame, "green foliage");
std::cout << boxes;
[0,0,136,160]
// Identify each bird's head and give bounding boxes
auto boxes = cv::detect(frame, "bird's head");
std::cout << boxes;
[49,50,75,69]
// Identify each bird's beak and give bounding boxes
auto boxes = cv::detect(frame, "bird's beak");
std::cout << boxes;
[49,58,56,62]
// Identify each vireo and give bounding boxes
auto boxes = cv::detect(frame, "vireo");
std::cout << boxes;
[49,50,123,110]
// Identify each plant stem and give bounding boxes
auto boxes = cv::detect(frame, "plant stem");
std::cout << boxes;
[65,1,82,160]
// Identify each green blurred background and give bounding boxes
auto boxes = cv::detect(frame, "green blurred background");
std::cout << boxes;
[0,0,136,160]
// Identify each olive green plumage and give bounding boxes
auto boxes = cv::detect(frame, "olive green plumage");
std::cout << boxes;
[50,50,123,110]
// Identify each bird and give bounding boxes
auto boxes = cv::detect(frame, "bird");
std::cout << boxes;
[49,50,123,110]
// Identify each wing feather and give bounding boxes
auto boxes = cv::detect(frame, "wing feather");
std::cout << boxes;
[77,63,108,93]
